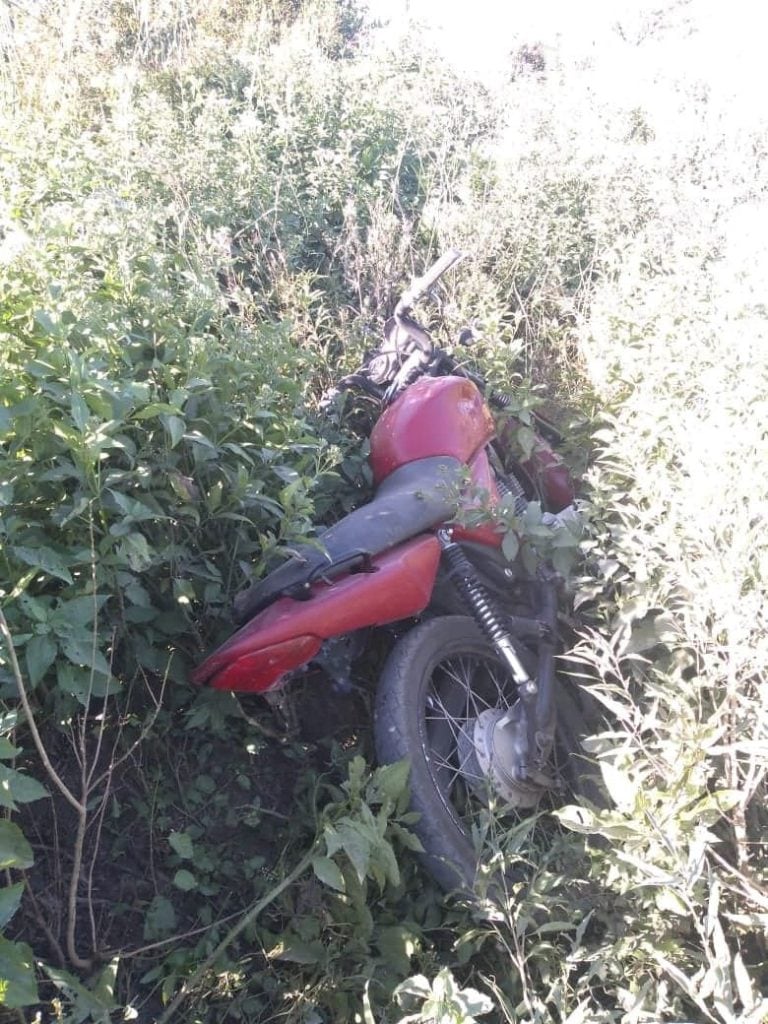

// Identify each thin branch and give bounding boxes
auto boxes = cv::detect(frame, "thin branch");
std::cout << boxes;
[20,869,66,967]
[86,769,112,954]
[88,666,168,790]
[0,608,83,814]
[155,847,315,1024]
[708,848,768,911]
[66,802,92,971]
[107,906,246,960]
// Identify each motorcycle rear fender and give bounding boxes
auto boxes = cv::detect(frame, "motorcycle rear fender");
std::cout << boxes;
[192,535,441,693]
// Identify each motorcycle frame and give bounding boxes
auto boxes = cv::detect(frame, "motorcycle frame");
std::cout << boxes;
[192,439,558,754]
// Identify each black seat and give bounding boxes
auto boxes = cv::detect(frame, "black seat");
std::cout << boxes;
[233,456,463,623]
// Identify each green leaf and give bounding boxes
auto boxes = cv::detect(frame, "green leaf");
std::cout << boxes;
[374,837,400,888]
[108,491,160,522]
[655,888,689,916]
[273,939,325,965]
[18,595,51,625]
[0,712,18,734]
[12,546,73,584]
[0,739,19,759]
[501,530,519,562]
[43,962,117,1015]
[376,925,419,974]
[394,974,431,1002]
[0,820,33,869]
[173,869,197,891]
[0,936,38,1007]
[311,856,345,893]
[207,480,223,511]
[600,762,639,813]
[521,501,543,528]
[432,968,458,1000]
[368,759,410,805]
[168,831,194,859]
[0,766,47,808]
[344,755,367,799]
[552,805,598,834]
[70,393,90,432]
[626,612,678,655]
[91,957,119,1008]
[143,896,176,939]
[57,662,119,704]
[33,309,56,334]
[118,533,153,572]
[162,414,186,448]
[390,822,424,853]
[335,822,371,883]
[133,402,182,420]
[60,636,111,676]
[25,634,57,686]
[456,986,495,1016]
[0,883,24,929]
[516,425,537,459]
[50,595,109,633]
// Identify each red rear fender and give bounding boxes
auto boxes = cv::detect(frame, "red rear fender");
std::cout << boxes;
[192,535,441,693]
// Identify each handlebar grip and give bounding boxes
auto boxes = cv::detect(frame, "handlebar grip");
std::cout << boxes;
[398,248,466,310]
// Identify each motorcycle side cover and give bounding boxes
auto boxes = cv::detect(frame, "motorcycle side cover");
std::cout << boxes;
[191,535,440,693]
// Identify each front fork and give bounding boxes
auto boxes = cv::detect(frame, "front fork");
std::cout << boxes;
[436,529,558,784]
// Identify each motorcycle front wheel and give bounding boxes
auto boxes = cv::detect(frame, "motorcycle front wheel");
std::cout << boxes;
[374,615,598,894]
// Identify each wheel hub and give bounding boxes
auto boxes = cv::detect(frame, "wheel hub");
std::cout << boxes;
[457,703,547,808]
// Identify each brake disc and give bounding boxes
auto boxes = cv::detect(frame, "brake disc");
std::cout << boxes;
[457,703,545,809]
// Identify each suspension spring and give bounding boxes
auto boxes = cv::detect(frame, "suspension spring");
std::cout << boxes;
[438,531,536,694]
[495,471,528,516]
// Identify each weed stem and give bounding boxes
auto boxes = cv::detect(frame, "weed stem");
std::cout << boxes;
[155,846,316,1024]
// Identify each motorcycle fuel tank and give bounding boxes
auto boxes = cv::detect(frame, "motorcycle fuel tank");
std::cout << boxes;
[370,376,495,485]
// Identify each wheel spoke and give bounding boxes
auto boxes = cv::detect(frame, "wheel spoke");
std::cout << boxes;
[425,690,467,740]
[375,618,584,892]
[439,660,496,714]
[485,663,515,708]
[419,650,544,836]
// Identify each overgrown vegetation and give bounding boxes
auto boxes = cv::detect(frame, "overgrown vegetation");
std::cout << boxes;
[0,0,766,1020]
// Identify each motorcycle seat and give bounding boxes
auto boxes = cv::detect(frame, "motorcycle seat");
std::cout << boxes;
[233,455,464,623]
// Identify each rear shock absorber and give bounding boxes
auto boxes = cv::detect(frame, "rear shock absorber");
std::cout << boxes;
[437,530,537,697]
[486,440,528,516]
[495,471,528,516]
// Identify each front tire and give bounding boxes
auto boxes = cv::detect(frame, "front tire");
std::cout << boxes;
[374,615,597,894]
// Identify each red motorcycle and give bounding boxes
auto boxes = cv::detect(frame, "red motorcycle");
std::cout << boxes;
[192,250,592,892]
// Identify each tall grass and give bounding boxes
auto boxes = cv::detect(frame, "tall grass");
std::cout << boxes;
[0,0,766,1020]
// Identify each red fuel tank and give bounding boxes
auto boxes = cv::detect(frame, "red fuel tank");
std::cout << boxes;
[370,376,495,484]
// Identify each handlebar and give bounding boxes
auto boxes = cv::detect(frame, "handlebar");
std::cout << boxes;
[332,373,386,401]
[324,249,471,409]
[395,248,466,314]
